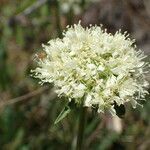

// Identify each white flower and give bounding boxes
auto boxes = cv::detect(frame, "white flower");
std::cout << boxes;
[32,22,149,115]
[73,83,86,98]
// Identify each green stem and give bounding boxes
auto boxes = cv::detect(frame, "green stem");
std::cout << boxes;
[67,7,73,25]
[76,105,87,150]
[54,0,62,38]
[81,0,85,9]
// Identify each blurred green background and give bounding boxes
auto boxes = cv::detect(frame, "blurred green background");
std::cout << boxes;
[0,0,150,150]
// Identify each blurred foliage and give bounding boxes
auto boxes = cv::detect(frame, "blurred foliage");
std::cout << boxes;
[0,0,150,150]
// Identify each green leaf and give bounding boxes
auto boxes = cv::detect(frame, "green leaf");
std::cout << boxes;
[114,102,126,118]
[54,103,71,125]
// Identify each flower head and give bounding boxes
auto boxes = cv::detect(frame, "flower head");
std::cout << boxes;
[32,22,149,115]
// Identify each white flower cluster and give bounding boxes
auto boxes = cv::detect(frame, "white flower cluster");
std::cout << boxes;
[59,0,99,14]
[33,23,149,115]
